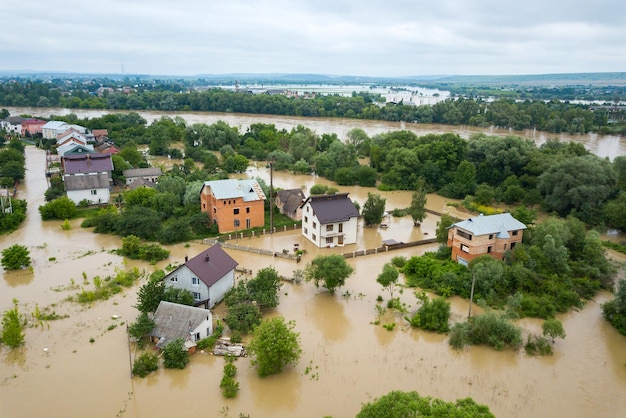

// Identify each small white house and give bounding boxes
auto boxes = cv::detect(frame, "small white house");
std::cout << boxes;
[300,193,359,248]
[163,244,238,309]
[150,301,213,351]
[64,174,111,205]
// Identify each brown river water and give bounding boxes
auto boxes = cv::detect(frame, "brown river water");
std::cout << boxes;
[1,118,625,417]
[6,106,626,159]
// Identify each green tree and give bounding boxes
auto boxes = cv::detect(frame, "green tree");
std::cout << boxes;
[1,299,25,348]
[1,244,31,270]
[163,338,190,369]
[224,302,262,334]
[247,266,282,309]
[377,262,399,300]
[408,178,427,226]
[602,279,626,335]
[304,254,354,294]
[409,292,451,333]
[362,193,386,226]
[248,317,302,377]
[38,196,78,220]
[132,352,159,378]
[128,312,156,345]
[542,318,566,342]
[357,390,495,418]
[135,271,166,313]
[436,213,456,244]
[163,287,194,306]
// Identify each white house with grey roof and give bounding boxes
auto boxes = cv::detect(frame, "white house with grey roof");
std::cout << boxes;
[447,213,527,265]
[150,301,213,351]
[300,193,359,248]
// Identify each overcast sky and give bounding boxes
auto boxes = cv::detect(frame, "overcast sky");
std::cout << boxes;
[2,0,625,77]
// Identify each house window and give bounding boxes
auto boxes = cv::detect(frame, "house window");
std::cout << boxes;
[487,246,492,253]
[170,276,178,282]
[234,208,240,215]
[312,222,317,229]
[195,332,201,341]
[203,203,206,209]
[304,227,308,235]
[246,207,250,214]
[510,242,517,250]
[488,234,494,240]
[338,223,343,233]
[192,277,200,285]
[460,243,470,253]
[91,190,97,195]
[234,219,240,227]
[213,207,217,213]
[304,216,308,223]
[306,206,309,212]
[192,292,201,300]
[223,200,226,205]
[326,224,334,232]
[457,230,472,240]
[326,237,333,244]
[504,243,507,249]
[312,234,316,241]
[512,230,518,236]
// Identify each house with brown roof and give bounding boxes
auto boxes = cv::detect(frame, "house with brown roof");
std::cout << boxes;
[447,213,527,265]
[200,179,266,233]
[276,188,305,221]
[163,244,239,309]
[300,193,359,248]
[150,301,213,351]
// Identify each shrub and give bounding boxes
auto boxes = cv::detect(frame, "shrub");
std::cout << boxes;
[449,311,522,351]
[408,293,450,333]
[132,352,160,377]
[524,335,553,356]
[390,256,407,268]
[163,338,190,369]
[39,196,78,220]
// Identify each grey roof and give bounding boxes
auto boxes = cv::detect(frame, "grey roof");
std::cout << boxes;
[181,244,238,288]
[64,173,110,191]
[303,193,359,224]
[277,188,305,214]
[202,179,266,202]
[150,301,211,349]
[43,121,68,130]
[450,213,527,238]
[63,153,113,174]
[128,177,157,190]
[122,167,162,178]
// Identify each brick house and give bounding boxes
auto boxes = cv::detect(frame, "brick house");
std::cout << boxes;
[300,193,359,248]
[200,179,266,233]
[447,213,527,265]
[20,118,46,136]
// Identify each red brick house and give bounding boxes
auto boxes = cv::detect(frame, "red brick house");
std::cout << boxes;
[447,213,526,265]
[200,179,266,233]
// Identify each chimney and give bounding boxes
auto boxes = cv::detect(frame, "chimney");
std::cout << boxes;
[205,255,210,262]
[184,255,188,262]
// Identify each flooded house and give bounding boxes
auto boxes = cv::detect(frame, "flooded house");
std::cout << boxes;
[300,193,359,248]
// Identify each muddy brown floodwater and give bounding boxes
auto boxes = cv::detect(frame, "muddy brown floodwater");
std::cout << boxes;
[1,146,625,418]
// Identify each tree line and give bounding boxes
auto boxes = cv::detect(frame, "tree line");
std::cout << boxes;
[1,79,625,135]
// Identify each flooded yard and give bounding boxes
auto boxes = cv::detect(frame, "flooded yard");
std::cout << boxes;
[1,147,625,418]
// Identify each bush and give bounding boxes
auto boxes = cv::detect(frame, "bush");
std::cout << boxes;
[390,256,407,268]
[408,293,450,333]
[163,338,190,369]
[132,352,160,377]
[449,311,522,351]
[39,196,78,220]
[309,184,328,195]
[524,335,553,356]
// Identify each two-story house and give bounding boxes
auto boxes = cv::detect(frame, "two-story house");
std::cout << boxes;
[200,179,266,234]
[62,153,113,205]
[447,213,527,265]
[300,193,359,248]
[163,244,239,309]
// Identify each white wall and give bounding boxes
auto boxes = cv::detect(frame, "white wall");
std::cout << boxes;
[67,188,110,205]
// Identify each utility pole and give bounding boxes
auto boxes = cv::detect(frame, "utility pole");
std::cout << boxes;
[468,271,476,319]
[269,160,274,234]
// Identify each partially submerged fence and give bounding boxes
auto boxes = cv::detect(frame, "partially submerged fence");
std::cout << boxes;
[341,238,438,259]
[203,238,300,260]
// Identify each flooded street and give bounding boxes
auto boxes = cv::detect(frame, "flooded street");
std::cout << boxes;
[1,147,626,417]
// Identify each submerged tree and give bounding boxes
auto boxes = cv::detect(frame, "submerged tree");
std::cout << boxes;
[1,299,25,348]
[304,254,354,294]
[362,192,386,226]
[248,317,302,377]
[408,177,428,226]
[1,244,31,270]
